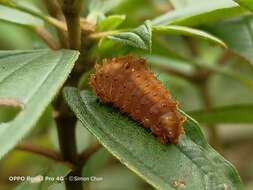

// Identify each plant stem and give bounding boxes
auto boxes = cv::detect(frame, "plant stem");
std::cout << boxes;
[33,27,60,50]
[89,30,122,39]
[56,118,78,162]
[60,0,83,50]
[198,79,223,153]
[79,143,102,166]
[43,0,68,48]
[16,143,63,161]
[55,108,83,190]
[54,1,83,190]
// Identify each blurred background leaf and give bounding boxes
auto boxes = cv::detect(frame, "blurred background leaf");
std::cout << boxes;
[86,0,125,22]
[207,15,253,62]
[152,0,246,26]
[97,15,126,31]
[14,163,70,190]
[233,0,253,12]
[189,105,253,124]
[0,0,44,27]
[153,25,226,47]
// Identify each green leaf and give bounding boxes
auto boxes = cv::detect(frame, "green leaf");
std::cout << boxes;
[109,21,152,51]
[146,54,195,74]
[188,105,253,124]
[170,0,198,9]
[0,50,79,159]
[89,165,145,190]
[87,0,124,22]
[152,0,246,27]
[97,15,126,31]
[82,148,110,178]
[207,15,253,62]
[233,0,253,12]
[64,88,243,190]
[76,121,97,153]
[206,64,253,92]
[15,163,70,190]
[169,0,192,9]
[147,54,253,92]
[0,3,43,27]
[153,25,227,47]
[0,20,34,49]
[88,0,123,13]
[0,0,65,31]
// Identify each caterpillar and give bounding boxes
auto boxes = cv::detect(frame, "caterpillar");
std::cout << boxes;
[90,55,186,144]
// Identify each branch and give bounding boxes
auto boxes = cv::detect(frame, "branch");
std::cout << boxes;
[184,37,199,57]
[80,17,96,33]
[88,30,122,39]
[198,80,223,153]
[60,0,83,50]
[1,0,95,44]
[78,143,102,166]
[33,26,60,50]
[217,50,233,65]
[55,114,83,190]
[152,63,199,83]
[43,0,68,48]
[16,143,62,162]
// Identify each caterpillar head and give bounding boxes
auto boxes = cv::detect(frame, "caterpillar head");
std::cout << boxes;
[159,112,186,143]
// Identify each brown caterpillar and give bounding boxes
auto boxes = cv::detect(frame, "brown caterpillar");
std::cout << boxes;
[90,55,186,144]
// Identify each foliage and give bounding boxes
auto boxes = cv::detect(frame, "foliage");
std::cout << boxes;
[0,0,253,189]
[0,50,78,159]
[64,88,243,190]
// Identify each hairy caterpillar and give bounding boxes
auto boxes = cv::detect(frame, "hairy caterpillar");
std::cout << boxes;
[90,55,186,143]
